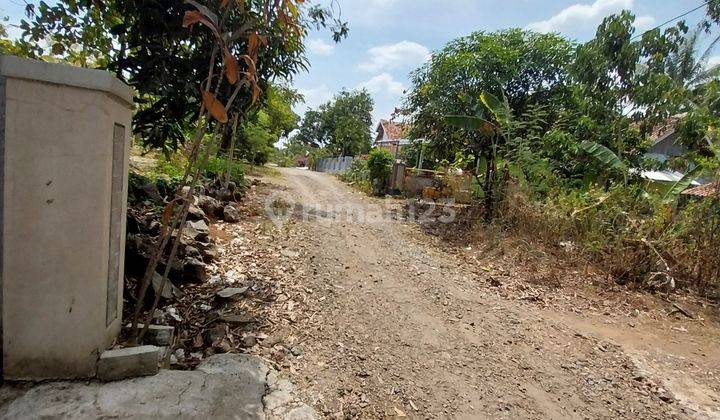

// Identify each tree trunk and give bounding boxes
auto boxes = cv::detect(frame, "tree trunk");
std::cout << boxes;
[483,152,495,223]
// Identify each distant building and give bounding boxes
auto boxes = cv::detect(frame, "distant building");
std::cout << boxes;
[373,119,410,156]
[645,114,688,164]
[638,114,705,187]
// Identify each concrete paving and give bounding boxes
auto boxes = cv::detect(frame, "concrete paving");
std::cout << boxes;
[0,354,316,419]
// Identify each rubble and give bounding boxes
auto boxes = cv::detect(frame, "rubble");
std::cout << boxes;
[123,324,175,346]
[223,204,241,222]
[125,175,249,313]
[123,176,291,370]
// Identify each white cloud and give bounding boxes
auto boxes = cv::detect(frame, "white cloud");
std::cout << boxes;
[707,56,720,68]
[358,73,405,96]
[359,41,430,72]
[306,38,335,56]
[634,15,656,31]
[526,0,653,34]
[296,84,332,112]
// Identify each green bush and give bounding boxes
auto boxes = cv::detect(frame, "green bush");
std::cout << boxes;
[494,181,720,295]
[338,157,371,193]
[154,154,186,179]
[205,156,245,185]
[367,148,393,195]
[277,155,295,167]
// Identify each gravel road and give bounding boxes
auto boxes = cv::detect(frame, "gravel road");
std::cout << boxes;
[269,167,719,419]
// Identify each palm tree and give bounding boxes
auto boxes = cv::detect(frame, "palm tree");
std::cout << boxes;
[664,27,720,88]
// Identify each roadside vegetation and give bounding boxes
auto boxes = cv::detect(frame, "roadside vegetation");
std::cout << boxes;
[397,9,720,297]
[274,88,375,168]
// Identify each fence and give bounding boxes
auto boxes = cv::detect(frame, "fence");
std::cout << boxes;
[389,163,473,204]
[314,156,354,173]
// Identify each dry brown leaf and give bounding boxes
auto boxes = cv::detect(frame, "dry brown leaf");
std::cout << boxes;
[252,83,261,104]
[182,10,202,27]
[160,202,173,237]
[200,88,229,123]
[248,33,260,57]
[220,0,230,7]
[182,10,221,39]
[247,33,268,58]
[223,49,239,85]
[238,54,257,76]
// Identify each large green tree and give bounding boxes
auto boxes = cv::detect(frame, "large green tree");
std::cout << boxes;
[18,0,347,152]
[403,29,574,163]
[295,89,373,156]
[234,84,300,164]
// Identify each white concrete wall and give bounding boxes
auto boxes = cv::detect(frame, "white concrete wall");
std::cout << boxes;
[0,56,132,379]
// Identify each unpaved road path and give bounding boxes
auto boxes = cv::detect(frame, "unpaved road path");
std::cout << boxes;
[269,167,720,419]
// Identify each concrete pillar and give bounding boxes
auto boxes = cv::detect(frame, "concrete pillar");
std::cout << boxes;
[0,55,133,379]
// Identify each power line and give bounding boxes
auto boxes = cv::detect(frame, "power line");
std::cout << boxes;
[630,1,711,40]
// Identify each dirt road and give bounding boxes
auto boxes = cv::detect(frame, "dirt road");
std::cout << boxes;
[266,168,719,419]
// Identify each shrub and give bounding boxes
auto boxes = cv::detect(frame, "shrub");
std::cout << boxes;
[338,157,371,194]
[154,154,187,179]
[205,156,245,185]
[277,155,295,167]
[367,148,394,195]
[493,181,720,297]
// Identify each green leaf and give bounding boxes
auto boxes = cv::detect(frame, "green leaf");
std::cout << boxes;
[476,155,487,175]
[479,91,510,124]
[580,141,626,171]
[508,163,526,184]
[662,165,704,203]
[445,115,492,131]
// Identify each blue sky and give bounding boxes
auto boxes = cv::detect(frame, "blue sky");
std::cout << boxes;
[295,0,710,126]
[2,0,712,129]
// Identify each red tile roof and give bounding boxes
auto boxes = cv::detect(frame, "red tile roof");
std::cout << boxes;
[649,115,684,142]
[629,114,686,143]
[377,119,408,140]
[682,181,720,197]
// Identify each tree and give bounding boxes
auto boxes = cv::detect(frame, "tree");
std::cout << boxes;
[18,0,348,152]
[664,27,720,88]
[569,11,693,180]
[295,89,373,156]
[446,90,515,220]
[234,84,300,164]
[367,148,393,195]
[403,29,574,163]
[0,19,31,56]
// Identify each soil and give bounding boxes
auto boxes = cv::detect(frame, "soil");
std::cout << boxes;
[219,167,720,419]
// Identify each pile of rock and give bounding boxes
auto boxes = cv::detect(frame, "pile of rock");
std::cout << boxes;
[125,176,244,301]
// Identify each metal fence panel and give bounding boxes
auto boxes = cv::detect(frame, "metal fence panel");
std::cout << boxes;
[314,156,354,173]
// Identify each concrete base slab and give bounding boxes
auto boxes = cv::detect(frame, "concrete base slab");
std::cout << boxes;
[97,345,160,381]
[0,354,316,420]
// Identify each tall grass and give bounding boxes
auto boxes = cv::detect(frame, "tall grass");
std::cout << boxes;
[493,182,720,297]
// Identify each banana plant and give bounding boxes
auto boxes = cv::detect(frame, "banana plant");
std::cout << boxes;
[662,164,704,203]
[445,90,514,220]
[579,141,626,172]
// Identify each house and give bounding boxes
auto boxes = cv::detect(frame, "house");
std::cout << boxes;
[682,181,719,197]
[294,154,309,167]
[639,114,705,187]
[374,119,410,156]
[645,114,688,164]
